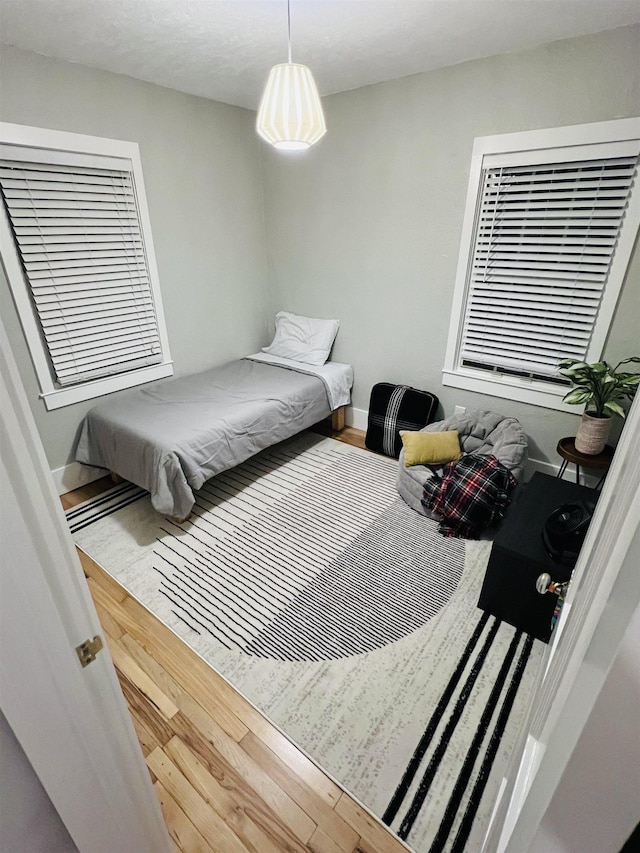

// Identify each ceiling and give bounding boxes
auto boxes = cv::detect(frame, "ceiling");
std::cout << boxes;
[1,0,639,111]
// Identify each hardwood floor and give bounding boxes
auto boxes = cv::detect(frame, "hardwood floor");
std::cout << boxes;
[62,426,408,853]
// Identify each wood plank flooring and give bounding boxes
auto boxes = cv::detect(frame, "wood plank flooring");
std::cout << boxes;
[62,426,409,853]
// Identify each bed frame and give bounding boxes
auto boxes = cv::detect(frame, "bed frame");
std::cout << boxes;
[330,406,346,431]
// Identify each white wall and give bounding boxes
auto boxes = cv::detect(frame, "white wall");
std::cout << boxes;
[261,24,640,468]
[528,600,640,853]
[0,45,270,473]
[1,28,639,479]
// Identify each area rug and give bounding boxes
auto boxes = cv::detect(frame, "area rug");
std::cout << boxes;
[67,433,543,853]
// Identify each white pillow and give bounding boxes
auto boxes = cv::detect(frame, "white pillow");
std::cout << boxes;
[262,311,340,366]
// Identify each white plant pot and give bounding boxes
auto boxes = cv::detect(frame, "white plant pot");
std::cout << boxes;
[575,412,612,455]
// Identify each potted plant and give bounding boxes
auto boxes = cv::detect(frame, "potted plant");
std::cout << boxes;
[558,357,640,454]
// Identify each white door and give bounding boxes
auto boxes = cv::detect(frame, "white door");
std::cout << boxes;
[0,320,171,853]
[482,394,640,852]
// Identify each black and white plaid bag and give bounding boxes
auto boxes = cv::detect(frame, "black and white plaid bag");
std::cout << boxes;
[365,383,439,458]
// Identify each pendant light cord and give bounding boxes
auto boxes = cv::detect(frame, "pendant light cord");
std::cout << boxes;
[287,0,292,63]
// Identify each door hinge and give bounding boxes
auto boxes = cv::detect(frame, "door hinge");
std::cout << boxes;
[76,635,104,668]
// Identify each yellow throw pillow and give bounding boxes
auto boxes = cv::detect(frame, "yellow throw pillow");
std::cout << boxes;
[400,430,462,466]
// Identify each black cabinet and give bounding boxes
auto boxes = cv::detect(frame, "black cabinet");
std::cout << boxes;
[478,472,598,642]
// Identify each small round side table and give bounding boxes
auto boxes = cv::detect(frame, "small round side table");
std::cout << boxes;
[556,437,614,489]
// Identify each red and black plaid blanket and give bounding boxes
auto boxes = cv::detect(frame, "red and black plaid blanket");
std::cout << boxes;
[422,453,517,538]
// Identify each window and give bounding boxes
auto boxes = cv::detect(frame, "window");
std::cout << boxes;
[0,123,172,410]
[443,118,640,411]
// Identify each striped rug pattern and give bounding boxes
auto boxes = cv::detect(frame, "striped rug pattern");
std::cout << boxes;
[383,614,534,851]
[71,437,466,661]
[69,433,542,853]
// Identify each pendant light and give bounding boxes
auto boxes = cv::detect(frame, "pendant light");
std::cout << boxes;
[256,0,326,150]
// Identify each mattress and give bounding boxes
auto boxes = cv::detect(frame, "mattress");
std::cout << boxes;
[76,357,351,518]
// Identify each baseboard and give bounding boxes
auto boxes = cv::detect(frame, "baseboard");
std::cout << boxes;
[51,427,601,496]
[345,405,368,432]
[526,456,601,488]
[345,407,602,488]
[525,456,559,481]
[51,461,106,496]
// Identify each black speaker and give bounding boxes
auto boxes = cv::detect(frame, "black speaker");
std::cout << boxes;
[542,500,595,567]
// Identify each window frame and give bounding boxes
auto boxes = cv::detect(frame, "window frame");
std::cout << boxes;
[0,122,173,411]
[442,117,640,412]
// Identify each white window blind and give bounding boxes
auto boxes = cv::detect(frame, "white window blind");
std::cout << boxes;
[0,156,163,387]
[459,153,639,380]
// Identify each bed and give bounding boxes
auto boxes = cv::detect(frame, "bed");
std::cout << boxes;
[75,352,353,520]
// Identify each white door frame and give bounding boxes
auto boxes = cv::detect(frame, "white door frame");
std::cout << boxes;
[0,319,171,853]
[483,393,640,852]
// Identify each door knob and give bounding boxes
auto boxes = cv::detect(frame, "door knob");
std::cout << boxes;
[536,573,569,597]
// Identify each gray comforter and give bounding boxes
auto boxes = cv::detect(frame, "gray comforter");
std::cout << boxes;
[75,358,332,518]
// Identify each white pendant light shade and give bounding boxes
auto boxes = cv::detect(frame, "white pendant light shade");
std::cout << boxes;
[256,62,326,150]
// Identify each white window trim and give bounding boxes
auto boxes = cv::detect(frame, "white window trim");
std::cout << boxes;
[0,122,173,410]
[443,117,640,412]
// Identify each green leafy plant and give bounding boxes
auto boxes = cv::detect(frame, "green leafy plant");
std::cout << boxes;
[558,357,640,419]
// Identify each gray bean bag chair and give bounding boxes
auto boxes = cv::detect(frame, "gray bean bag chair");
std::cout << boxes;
[396,409,528,517]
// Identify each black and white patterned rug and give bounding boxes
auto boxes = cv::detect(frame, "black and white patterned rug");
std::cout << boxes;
[68,433,542,853]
